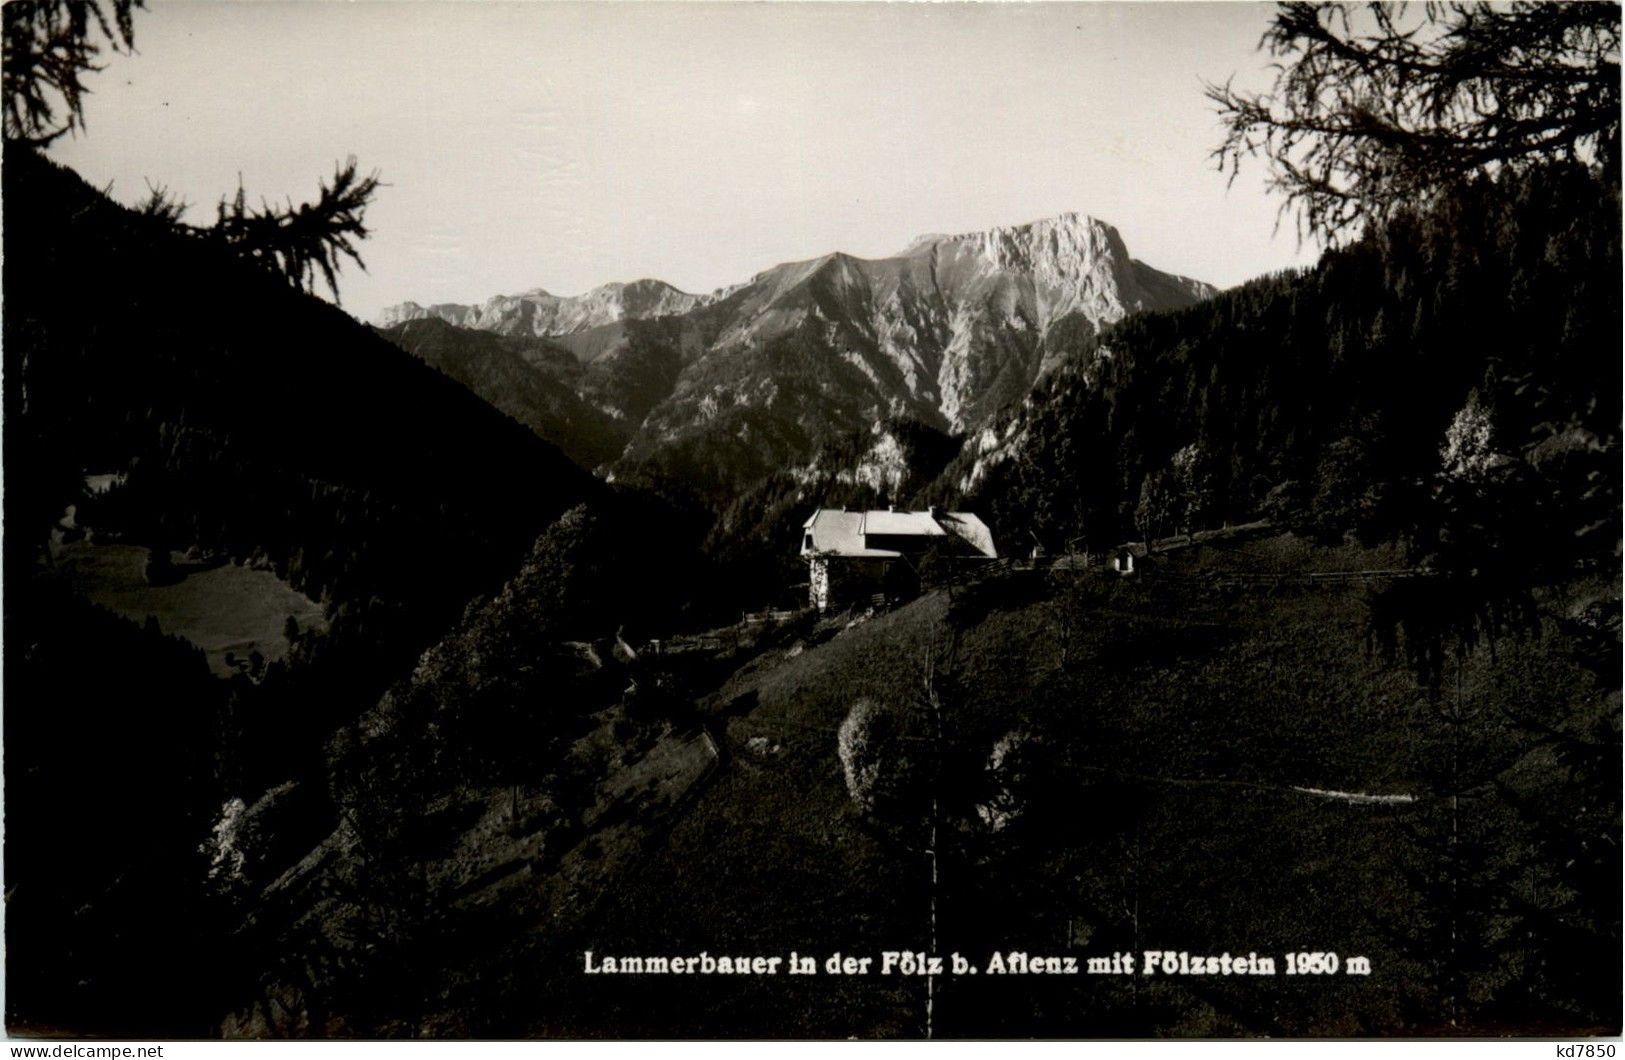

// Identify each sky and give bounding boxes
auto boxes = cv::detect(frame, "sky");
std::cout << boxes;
[48,1,1321,323]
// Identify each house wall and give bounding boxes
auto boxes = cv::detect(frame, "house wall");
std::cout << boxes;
[808,556,909,611]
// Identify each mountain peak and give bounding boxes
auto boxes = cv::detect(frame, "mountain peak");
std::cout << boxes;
[897,210,1145,331]
[904,211,1121,257]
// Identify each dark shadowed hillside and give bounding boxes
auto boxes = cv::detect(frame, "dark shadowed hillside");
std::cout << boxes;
[2,145,606,1036]
[5,147,601,635]
[377,316,625,470]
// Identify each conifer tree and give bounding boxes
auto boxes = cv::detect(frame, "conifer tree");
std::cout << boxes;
[203,160,383,303]
[1209,2,1621,242]
[2,0,138,144]
[3,0,383,303]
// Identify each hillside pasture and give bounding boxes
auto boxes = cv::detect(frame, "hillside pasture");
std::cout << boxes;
[48,541,327,677]
[538,540,1607,1037]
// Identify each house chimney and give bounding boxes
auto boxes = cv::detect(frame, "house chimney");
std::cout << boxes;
[928,505,937,517]
[887,504,895,512]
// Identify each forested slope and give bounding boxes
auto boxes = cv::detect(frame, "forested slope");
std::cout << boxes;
[949,164,1620,574]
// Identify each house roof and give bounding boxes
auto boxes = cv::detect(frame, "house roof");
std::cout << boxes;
[801,509,900,557]
[801,508,997,559]
[860,509,947,538]
[935,511,997,558]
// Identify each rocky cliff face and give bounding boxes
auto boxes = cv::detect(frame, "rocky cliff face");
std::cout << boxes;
[698,212,1212,432]
[379,213,1214,489]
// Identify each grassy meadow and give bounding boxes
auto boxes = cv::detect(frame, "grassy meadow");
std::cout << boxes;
[47,540,327,676]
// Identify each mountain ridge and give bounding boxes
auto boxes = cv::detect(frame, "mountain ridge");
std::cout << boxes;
[379,213,1212,343]
[377,277,707,337]
[378,211,1217,494]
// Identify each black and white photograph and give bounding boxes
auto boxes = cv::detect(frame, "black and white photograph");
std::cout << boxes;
[3,0,1620,1042]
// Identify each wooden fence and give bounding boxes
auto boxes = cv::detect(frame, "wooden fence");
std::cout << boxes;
[741,608,803,625]
[949,552,1429,593]
[1147,568,1428,590]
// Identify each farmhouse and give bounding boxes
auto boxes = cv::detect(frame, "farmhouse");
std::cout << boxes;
[800,506,997,611]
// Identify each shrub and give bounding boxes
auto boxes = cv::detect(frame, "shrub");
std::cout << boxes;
[837,697,896,813]
[977,730,1042,833]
